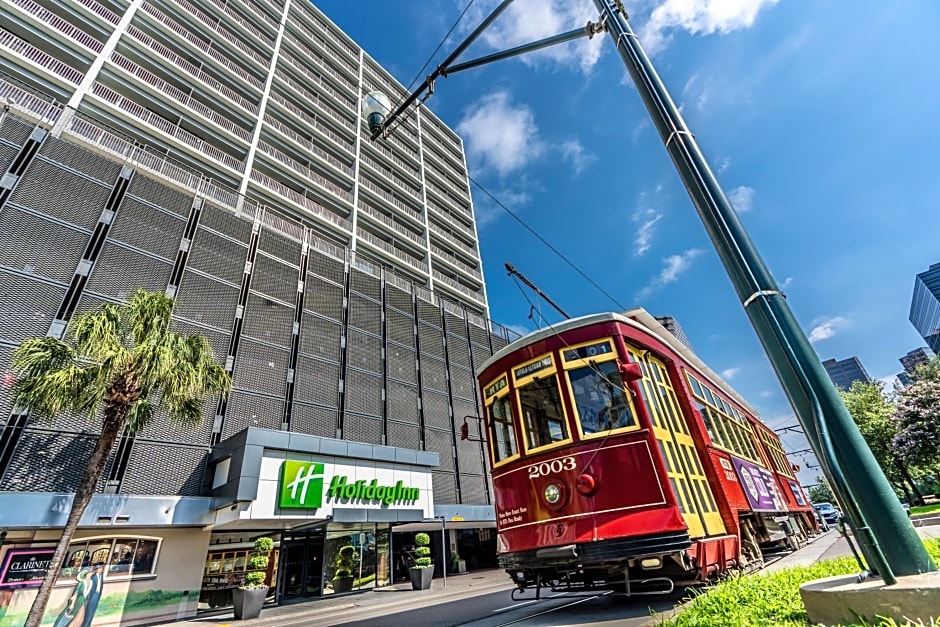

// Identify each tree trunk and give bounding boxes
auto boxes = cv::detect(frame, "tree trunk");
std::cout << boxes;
[896,460,925,505]
[23,406,127,627]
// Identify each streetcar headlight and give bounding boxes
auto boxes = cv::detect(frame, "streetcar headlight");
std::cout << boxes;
[544,483,562,504]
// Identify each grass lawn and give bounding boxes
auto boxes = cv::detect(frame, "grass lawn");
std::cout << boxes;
[656,537,940,627]
[911,503,940,516]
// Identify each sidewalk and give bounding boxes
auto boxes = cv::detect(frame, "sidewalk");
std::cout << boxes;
[761,528,843,573]
[158,569,514,627]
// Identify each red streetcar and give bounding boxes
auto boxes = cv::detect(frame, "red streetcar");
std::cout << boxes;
[475,309,816,597]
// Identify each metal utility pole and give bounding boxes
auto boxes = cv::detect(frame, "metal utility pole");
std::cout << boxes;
[505,262,571,320]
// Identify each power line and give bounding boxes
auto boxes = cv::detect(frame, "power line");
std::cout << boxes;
[469,177,628,312]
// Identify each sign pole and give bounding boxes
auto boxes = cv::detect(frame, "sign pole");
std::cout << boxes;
[440,517,446,588]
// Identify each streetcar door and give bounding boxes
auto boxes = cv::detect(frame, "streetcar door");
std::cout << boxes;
[627,348,726,538]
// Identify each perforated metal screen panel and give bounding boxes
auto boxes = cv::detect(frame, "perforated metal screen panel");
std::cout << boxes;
[174,271,240,332]
[10,159,110,231]
[350,267,381,300]
[187,228,250,285]
[251,253,299,304]
[346,330,381,374]
[232,339,289,396]
[293,355,340,406]
[420,356,448,393]
[108,197,187,261]
[223,391,284,439]
[386,284,413,312]
[0,430,98,492]
[0,206,90,283]
[418,324,444,360]
[0,114,35,149]
[432,471,458,504]
[297,313,342,361]
[258,227,303,264]
[38,135,123,184]
[422,390,451,431]
[460,474,489,505]
[241,293,294,348]
[199,202,254,243]
[386,344,416,384]
[308,251,345,286]
[343,368,382,416]
[291,401,337,437]
[134,395,216,445]
[0,271,65,344]
[119,442,208,496]
[386,380,418,423]
[125,172,192,217]
[386,309,415,348]
[387,419,421,450]
[348,293,381,336]
[84,244,173,299]
[342,413,382,445]
[304,275,344,320]
[449,366,476,401]
[0,344,14,419]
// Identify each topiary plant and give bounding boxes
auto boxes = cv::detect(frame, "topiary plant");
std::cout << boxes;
[333,545,357,580]
[412,533,433,569]
[240,536,274,590]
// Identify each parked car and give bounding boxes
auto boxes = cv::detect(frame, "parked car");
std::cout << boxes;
[813,502,842,525]
[812,509,830,531]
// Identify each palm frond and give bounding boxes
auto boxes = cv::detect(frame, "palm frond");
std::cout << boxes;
[126,395,154,433]
[70,304,128,366]
[11,336,105,421]
[150,331,230,425]
[127,289,174,347]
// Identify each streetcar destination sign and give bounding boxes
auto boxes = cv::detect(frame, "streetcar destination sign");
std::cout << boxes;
[514,356,552,379]
[484,376,507,398]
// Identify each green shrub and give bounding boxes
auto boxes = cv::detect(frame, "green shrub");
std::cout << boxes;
[247,555,269,570]
[339,545,356,559]
[244,571,266,588]
[414,533,430,546]
[333,543,357,580]
[333,568,352,579]
[415,546,431,558]
[414,557,432,568]
[254,537,274,554]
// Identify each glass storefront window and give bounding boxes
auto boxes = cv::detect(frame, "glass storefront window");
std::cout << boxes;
[325,525,379,594]
[59,537,160,582]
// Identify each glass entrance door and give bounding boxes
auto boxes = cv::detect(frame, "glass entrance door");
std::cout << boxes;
[279,529,325,600]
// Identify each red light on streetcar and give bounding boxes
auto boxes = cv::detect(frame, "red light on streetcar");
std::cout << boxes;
[575,473,597,496]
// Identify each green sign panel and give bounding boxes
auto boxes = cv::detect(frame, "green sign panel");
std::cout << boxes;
[279,460,325,509]
[278,460,422,509]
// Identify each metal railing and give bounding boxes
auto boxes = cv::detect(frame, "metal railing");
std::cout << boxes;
[284,13,357,77]
[166,0,267,66]
[90,82,245,172]
[269,77,353,135]
[0,29,84,84]
[125,25,258,113]
[249,169,352,232]
[139,2,265,90]
[109,52,252,142]
[431,243,482,280]
[74,0,119,24]
[432,270,483,302]
[203,0,277,42]
[428,222,478,257]
[256,140,352,203]
[358,177,423,224]
[9,0,104,52]
[263,114,353,176]
[357,199,425,246]
[360,153,422,202]
[279,40,356,99]
[356,228,428,274]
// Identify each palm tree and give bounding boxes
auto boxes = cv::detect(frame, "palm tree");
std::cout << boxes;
[11,289,231,627]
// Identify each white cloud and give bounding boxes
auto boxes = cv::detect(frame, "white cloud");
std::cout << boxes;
[727,185,756,213]
[632,208,663,257]
[461,0,603,74]
[780,276,793,289]
[641,0,780,55]
[472,178,536,228]
[717,157,731,173]
[559,140,596,175]
[457,92,543,177]
[808,315,850,343]
[721,367,741,379]
[877,375,900,392]
[638,248,705,299]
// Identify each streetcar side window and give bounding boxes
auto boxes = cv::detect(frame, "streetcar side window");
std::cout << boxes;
[518,376,568,450]
[489,394,518,463]
[568,361,637,436]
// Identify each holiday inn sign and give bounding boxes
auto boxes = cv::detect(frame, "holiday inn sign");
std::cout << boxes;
[279,459,422,509]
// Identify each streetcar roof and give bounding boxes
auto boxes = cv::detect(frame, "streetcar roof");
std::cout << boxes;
[477,308,761,418]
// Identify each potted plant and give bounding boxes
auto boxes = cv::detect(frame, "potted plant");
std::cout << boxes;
[450,551,467,574]
[409,533,434,590]
[332,545,357,593]
[233,537,273,620]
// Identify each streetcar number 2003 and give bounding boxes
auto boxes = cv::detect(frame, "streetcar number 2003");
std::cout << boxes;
[527,456,576,478]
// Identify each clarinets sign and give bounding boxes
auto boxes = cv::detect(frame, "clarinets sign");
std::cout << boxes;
[0,548,56,588]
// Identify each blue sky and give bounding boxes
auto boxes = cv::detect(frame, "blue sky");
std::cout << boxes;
[323,1,940,485]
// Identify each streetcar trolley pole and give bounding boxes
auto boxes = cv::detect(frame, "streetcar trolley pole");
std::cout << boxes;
[361,0,936,581]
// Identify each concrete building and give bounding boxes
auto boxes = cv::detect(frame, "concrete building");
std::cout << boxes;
[897,347,933,386]
[0,0,509,623]
[653,315,694,352]
[821,357,871,390]
[910,263,940,355]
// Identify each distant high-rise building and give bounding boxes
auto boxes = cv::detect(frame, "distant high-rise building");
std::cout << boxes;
[822,357,872,390]
[654,315,694,352]
[910,263,940,355]
[900,347,933,374]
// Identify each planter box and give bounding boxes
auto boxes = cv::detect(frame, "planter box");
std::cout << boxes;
[232,586,268,620]
[333,576,355,593]
[409,566,434,590]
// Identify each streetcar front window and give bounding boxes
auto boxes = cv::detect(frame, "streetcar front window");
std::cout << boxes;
[518,376,568,450]
[568,361,636,435]
[489,394,518,462]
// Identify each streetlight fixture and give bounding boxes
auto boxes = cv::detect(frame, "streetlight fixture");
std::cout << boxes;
[361,90,392,136]
[363,0,936,581]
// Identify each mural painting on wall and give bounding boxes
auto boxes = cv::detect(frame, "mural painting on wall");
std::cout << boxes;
[52,566,104,627]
